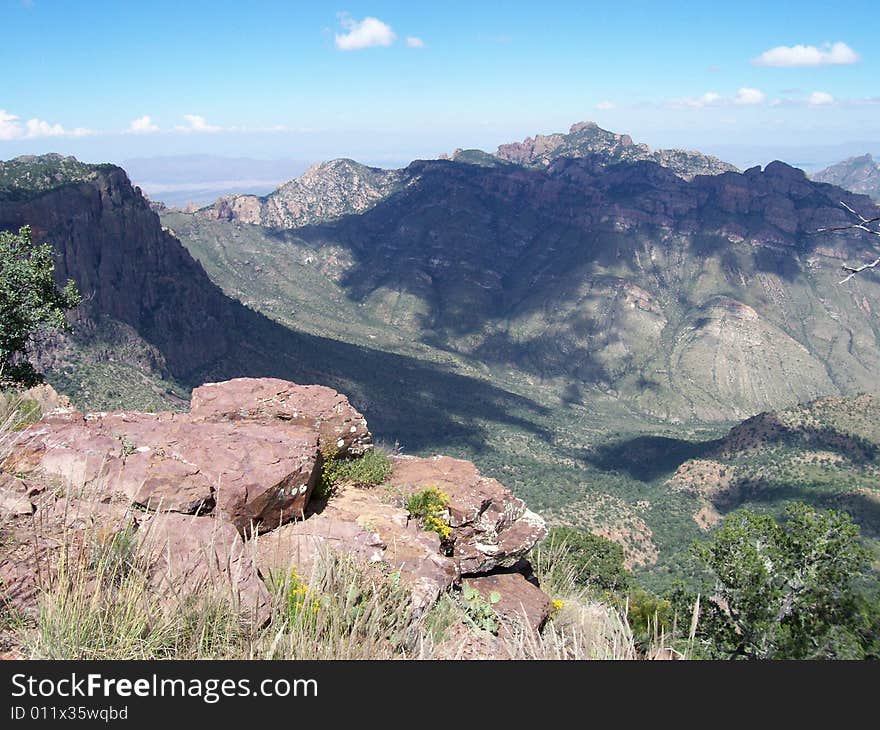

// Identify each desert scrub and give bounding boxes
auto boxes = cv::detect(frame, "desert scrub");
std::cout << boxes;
[405,486,452,540]
[314,447,391,499]
[459,584,500,635]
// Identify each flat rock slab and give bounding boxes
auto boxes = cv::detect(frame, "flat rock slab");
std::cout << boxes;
[463,570,552,634]
[191,378,372,457]
[3,410,321,534]
[141,512,270,624]
[388,455,547,574]
[254,486,458,614]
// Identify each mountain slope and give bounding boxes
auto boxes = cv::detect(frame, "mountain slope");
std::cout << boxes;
[666,394,880,560]
[813,154,880,201]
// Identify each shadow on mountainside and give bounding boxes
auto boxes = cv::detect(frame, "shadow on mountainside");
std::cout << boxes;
[186,304,553,454]
[584,434,723,482]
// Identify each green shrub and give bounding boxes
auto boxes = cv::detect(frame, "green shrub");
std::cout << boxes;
[314,448,392,500]
[535,527,631,595]
[683,503,873,659]
[405,486,452,539]
[460,584,500,635]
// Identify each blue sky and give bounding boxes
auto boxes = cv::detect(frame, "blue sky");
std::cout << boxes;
[1,0,879,168]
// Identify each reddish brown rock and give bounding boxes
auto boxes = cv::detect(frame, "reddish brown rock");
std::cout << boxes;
[388,455,547,574]
[191,378,372,457]
[141,513,270,624]
[4,409,321,534]
[0,474,35,517]
[463,570,552,634]
[253,486,458,613]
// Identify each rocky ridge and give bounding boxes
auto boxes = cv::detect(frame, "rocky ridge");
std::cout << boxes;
[494,121,739,179]
[201,159,407,228]
[813,153,880,201]
[199,121,737,231]
[0,378,549,639]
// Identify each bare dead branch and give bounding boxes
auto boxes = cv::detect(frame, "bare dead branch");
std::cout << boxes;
[819,201,880,283]
[840,256,880,284]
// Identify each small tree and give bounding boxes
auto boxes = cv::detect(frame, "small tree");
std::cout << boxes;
[0,226,80,387]
[688,503,871,659]
[540,526,631,593]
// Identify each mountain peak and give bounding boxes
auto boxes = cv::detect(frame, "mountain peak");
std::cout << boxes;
[493,121,736,179]
[812,153,880,201]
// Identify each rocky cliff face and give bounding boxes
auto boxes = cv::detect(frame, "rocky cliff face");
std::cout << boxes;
[813,153,880,201]
[201,158,406,228]
[0,155,238,379]
[494,121,738,179]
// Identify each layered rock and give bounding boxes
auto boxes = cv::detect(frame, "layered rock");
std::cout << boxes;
[142,512,271,623]
[191,377,372,457]
[388,455,547,574]
[463,568,553,634]
[254,486,459,613]
[4,410,321,534]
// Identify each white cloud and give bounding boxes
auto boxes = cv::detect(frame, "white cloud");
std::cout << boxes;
[175,114,221,133]
[596,100,616,110]
[668,91,722,109]
[808,90,835,106]
[0,109,91,139]
[128,115,159,134]
[0,110,22,140]
[334,14,396,50]
[406,36,424,48]
[734,87,765,105]
[752,41,859,67]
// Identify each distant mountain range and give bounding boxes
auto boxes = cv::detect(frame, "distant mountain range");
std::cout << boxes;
[199,122,739,228]
[813,153,880,202]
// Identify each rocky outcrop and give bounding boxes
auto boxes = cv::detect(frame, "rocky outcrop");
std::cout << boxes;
[388,455,547,574]
[494,121,738,179]
[254,486,459,614]
[191,377,372,457]
[142,512,271,622]
[463,568,553,634]
[4,410,321,534]
[200,159,406,228]
[0,377,551,639]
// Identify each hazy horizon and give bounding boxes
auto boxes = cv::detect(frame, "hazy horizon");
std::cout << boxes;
[3,0,879,174]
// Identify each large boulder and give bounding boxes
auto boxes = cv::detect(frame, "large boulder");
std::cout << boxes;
[141,513,271,624]
[3,409,321,534]
[191,378,372,457]
[463,569,552,635]
[388,455,547,574]
[253,486,458,614]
